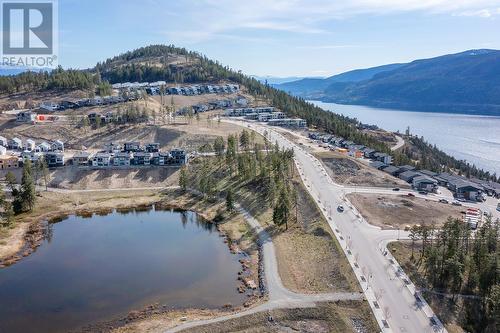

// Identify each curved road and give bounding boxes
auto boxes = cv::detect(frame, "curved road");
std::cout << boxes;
[167,205,362,332]
[391,135,405,151]
[227,119,446,333]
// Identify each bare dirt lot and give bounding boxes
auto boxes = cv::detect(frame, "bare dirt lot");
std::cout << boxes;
[348,193,465,229]
[317,152,410,188]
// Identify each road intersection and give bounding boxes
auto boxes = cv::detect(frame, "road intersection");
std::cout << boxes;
[230,119,447,333]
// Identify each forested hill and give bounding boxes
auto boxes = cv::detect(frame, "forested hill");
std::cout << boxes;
[276,63,404,98]
[277,49,500,116]
[0,44,497,181]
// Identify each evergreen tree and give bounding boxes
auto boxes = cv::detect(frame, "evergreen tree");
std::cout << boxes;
[179,166,188,191]
[226,189,234,213]
[20,159,36,212]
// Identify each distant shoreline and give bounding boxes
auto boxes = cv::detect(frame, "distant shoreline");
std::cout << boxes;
[309,98,500,117]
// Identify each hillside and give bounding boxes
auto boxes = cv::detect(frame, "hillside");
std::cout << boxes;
[277,63,405,98]
[0,44,497,181]
[277,49,500,116]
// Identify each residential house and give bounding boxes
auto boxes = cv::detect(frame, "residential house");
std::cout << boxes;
[73,151,91,166]
[398,165,415,173]
[92,153,112,167]
[8,137,22,150]
[455,182,484,201]
[382,165,400,176]
[235,96,248,106]
[45,151,65,167]
[105,142,122,154]
[170,148,187,165]
[61,100,79,109]
[16,111,36,123]
[0,135,7,147]
[133,152,152,166]
[363,148,376,158]
[412,176,438,192]
[52,140,64,152]
[370,161,387,170]
[40,101,59,112]
[124,142,141,152]
[373,152,392,165]
[113,152,131,166]
[145,143,160,153]
[419,169,438,178]
[244,113,259,120]
[399,170,422,183]
[267,118,306,128]
[36,141,52,152]
[25,139,36,151]
[152,152,170,166]
[0,155,19,169]
[22,150,43,164]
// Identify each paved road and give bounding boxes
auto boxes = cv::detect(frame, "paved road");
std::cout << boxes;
[229,119,446,333]
[391,135,405,151]
[167,205,362,332]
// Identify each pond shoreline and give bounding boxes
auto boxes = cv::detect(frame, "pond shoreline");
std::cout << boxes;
[0,190,264,333]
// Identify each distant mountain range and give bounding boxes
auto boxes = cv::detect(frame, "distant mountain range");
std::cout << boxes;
[0,66,48,76]
[251,75,324,85]
[276,49,500,116]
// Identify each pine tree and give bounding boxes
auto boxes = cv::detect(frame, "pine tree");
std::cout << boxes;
[225,189,234,213]
[179,166,188,191]
[20,159,36,212]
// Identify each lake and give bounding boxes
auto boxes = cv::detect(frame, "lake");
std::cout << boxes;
[311,101,500,175]
[0,208,246,333]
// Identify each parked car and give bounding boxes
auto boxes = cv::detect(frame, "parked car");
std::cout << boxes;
[392,188,400,191]
[418,190,428,195]
[438,199,449,204]
[452,201,462,206]
[407,193,415,197]
[337,205,344,213]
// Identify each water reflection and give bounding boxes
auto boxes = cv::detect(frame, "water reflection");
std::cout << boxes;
[0,207,244,333]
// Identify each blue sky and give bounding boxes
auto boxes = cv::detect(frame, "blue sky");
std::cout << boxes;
[57,0,500,77]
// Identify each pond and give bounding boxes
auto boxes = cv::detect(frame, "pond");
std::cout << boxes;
[0,208,246,333]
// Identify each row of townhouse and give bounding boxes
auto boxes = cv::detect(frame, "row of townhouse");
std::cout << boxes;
[0,151,65,169]
[190,96,248,114]
[39,94,140,112]
[224,107,275,117]
[74,148,187,168]
[308,132,499,201]
[112,82,240,96]
[309,132,392,164]
[370,162,499,200]
[224,106,308,128]
[0,135,64,153]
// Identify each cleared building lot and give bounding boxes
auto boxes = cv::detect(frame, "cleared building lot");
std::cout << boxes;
[347,193,465,229]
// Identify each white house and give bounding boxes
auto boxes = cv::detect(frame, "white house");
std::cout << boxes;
[8,137,22,150]
[25,139,36,151]
[40,101,59,112]
[0,135,7,147]
[0,146,6,155]
[16,111,36,123]
[37,142,52,152]
[113,152,131,166]
[92,153,111,167]
[52,140,64,152]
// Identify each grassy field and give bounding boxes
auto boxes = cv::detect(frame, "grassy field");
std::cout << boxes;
[180,301,378,333]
